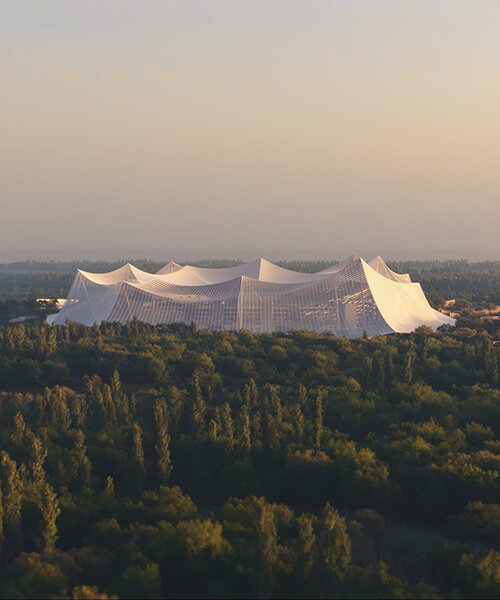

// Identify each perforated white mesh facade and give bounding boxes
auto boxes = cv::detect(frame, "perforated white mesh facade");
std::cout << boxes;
[49,256,455,337]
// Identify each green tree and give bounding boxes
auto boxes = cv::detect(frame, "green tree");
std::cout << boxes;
[373,351,386,389]
[268,384,282,428]
[111,562,162,599]
[460,549,500,598]
[249,378,259,405]
[298,383,307,405]
[0,451,22,557]
[104,475,115,498]
[191,373,206,438]
[221,402,234,453]
[257,499,278,599]
[71,397,88,428]
[132,422,145,491]
[111,369,121,399]
[11,412,26,448]
[47,328,57,355]
[208,419,218,442]
[154,400,172,485]
[315,503,351,595]
[314,391,324,450]
[238,404,251,454]
[72,430,91,490]
[297,513,316,581]
[28,433,47,489]
[49,387,71,431]
[102,384,117,426]
[252,412,262,448]
[405,341,416,384]
[294,403,305,442]
[168,386,183,433]
[37,483,60,549]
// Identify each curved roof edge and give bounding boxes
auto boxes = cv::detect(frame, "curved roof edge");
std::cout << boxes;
[155,261,182,275]
[362,259,454,333]
[368,256,411,283]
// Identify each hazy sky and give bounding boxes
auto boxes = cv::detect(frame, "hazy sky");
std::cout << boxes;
[1,0,500,261]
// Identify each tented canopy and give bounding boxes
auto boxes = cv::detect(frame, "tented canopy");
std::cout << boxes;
[49,256,454,337]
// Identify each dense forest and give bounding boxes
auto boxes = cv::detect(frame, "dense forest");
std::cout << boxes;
[0,315,499,598]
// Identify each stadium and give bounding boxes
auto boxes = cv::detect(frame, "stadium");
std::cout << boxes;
[47,256,454,337]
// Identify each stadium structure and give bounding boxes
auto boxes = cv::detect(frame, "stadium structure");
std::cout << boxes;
[47,256,455,337]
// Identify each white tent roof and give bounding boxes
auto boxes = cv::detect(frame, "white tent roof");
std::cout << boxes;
[50,255,455,337]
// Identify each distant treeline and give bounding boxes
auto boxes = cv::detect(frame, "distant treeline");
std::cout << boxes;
[0,259,247,273]
[391,260,500,306]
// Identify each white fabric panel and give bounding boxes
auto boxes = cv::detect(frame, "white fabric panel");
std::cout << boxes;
[52,271,123,326]
[154,258,321,286]
[361,259,451,333]
[368,256,412,283]
[155,261,182,275]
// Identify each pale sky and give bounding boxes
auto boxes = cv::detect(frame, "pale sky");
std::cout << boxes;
[1,0,500,261]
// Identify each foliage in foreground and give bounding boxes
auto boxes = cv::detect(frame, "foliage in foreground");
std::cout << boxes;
[0,320,498,598]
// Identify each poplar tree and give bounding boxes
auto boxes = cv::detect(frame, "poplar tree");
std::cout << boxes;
[243,384,251,408]
[191,373,206,438]
[71,396,88,429]
[34,394,46,426]
[93,387,107,428]
[153,398,169,431]
[47,328,57,355]
[249,378,259,406]
[252,412,262,448]
[221,402,234,453]
[110,369,130,422]
[405,341,416,384]
[386,351,395,382]
[37,483,60,549]
[363,356,373,386]
[268,385,282,428]
[298,383,307,405]
[257,500,278,599]
[234,390,243,407]
[263,408,278,449]
[1,451,22,557]
[50,387,71,431]
[294,403,305,442]
[314,391,324,450]
[422,335,430,360]
[11,412,26,448]
[132,423,145,483]
[73,430,91,489]
[102,384,117,426]
[111,369,121,399]
[238,405,251,454]
[104,476,115,498]
[29,433,47,489]
[3,328,14,353]
[153,400,172,485]
[208,419,218,442]
[373,351,385,389]
[315,503,351,595]
[168,386,183,433]
[297,513,316,580]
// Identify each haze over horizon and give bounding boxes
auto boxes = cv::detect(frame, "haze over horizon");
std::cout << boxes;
[1,1,499,262]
